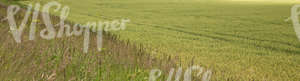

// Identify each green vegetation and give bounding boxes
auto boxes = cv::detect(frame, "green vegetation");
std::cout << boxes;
[41,0,299,80]
[0,2,175,80]
[1,0,300,80]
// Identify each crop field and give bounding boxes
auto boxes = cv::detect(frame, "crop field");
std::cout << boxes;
[0,1,175,80]
[1,0,300,81]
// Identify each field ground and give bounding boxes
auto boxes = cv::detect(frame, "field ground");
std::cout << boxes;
[1,0,300,80]
[0,3,176,80]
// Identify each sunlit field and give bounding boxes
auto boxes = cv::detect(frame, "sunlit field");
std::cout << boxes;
[1,0,300,80]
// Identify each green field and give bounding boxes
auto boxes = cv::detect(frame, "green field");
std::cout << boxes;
[1,0,300,80]
[0,3,167,80]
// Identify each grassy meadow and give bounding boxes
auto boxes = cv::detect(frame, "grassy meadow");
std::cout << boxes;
[1,0,300,81]
[0,1,176,80]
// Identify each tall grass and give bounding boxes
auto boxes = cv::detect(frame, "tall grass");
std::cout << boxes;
[29,0,300,80]
[0,2,179,80]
